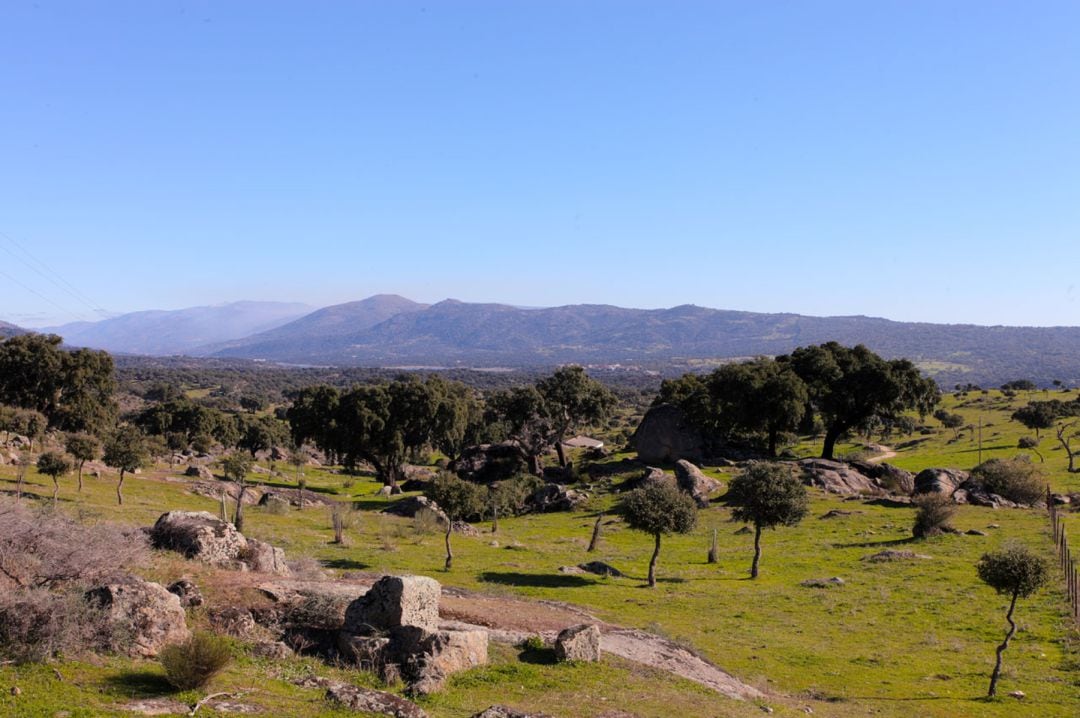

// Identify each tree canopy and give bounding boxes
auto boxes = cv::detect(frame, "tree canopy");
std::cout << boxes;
[622,481,698,587]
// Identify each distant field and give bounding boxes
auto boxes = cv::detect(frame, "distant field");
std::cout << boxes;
[2,392,1078,717]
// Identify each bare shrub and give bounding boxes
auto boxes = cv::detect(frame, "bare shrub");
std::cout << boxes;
[159,631,233,690]
[912,493,956,538]
[412,507,443,535]
[329,503,357,545]
[0,498,147,590]
[0,588,115,663]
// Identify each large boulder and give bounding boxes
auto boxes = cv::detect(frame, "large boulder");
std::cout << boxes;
[450,443,528,484]
[343,575,441,635]
[554,624,601,663]
[382,496,449,524]
[184,465,214,480]
[797,459,882,496]
[673,460,720,507]
[149,511,289,574]
[913,468,969,497]
[633,404,704,463]
[85,576,190,658]
[849,461,915,494]
[392,626,489,695]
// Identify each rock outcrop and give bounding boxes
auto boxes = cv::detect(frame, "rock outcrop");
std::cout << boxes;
[528,483,588,512]
[149,511,289,574]
[85,576,190,658]
[338,575,488,695]
[797,459,883,496]
[913,468,969,497]
[633,404,704,463]
[554,624,601,662]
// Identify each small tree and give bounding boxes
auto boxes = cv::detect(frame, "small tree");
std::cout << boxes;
[36,452,72,507]
[288,443,306,509]
[976,543,1050,697]
[220,452,254,532]
[329,503,356,545]
[934,409,965,440]
[622,481,698,587]
[64,433,100,492]
[102,425,149,506]
[726,463,808,579]
[428,474,484,570]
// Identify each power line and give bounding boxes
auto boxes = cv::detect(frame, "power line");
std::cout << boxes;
[0,230,110,318]
[0,265,80,319]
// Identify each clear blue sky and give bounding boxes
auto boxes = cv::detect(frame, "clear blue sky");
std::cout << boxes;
[2,1,1078,327]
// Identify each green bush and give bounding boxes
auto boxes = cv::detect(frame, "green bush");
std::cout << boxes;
[970,457,1044,505]
[159,631,233,690]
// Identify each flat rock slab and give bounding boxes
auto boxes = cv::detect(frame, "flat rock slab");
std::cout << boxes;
[862,549,931,562]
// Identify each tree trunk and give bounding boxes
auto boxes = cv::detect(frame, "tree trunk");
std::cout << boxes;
[751,523,762,579]
[77,460,84,492]
[648,532,661,587]
[116,470,125,506]
[51,476,59,507]
[708,527,718,564]
[587,514,603,552]
[555,440,568,468]
[491,503,499,534]
[528,453,543,477]
[821,427,841,460]
[219,489,228,521]
[444,521,453,571]
[988,590,1019,697]
[234,482,246,532]
[767,429,778,458]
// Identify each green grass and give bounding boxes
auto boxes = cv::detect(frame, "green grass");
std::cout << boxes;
[2,407,1079,717]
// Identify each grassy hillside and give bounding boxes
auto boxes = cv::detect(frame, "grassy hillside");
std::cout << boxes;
[2,394,1078,717]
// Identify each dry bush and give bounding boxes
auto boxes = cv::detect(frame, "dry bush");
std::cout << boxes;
[329,503,358,545]
[0,498,147,590]
[412,507,443,535]
[0,588,116,663]
[912,493,957,538]
[159,631,233,690]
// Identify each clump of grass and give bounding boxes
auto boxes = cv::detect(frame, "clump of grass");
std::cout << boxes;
[159,631,233,691]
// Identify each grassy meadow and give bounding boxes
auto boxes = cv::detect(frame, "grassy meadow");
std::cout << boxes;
[1,390,1078,717]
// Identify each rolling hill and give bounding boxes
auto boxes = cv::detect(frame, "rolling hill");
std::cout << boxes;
[209,296,1080,386]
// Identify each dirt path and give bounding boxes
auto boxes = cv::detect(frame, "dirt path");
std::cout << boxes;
[865,443,897,464]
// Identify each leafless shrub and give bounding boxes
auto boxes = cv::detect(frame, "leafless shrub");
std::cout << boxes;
[412,507,443,535]
[159,631,233,690]
[0,588,115,663]
[329,503,357,545]
[912,493,957,538]
[0,498,148,590]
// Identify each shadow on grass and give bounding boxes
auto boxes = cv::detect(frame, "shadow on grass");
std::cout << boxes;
[103,670,175,697]
[321,557,371,571]
[517,646,558,665]
[479,571,594,588]
[832,537,917,549]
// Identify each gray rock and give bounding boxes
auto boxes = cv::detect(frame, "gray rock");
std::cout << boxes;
[251,640,293,659]
[382,496,449,524]
[578,561,623,577]
[528,483,588,512]
[149,511,288,574]
[209,606,258,638]
[243,538,291,575]
[184,465,214,480]
[320,679,428,718]
[85,576,190,658]
[343,575,441,635]
[797,459,882,496]
[554,624,601,662]
[862,549,931,562]
[166,578,204,608]
[674,460,720,507]
[472,707,553,718]
[913,468,969,497]
[800,577,845,588]
[633,404,704,463]
[396,627,489,696]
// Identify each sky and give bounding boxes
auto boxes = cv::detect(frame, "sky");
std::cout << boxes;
[1,1,1078,328]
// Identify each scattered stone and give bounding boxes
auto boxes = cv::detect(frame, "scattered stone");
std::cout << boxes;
[1008,690,1026,699]
[554,624,601,662]
[987,524,1001,529]
[820,509,861,519]
[558,565,586,575]
[800,577,845,588]
[243,538,290,574]
[472,707,553,718]
[965,529,988,536]
[119,698,189,715]
[862,550,931,562]
[251,641,293,659]
[734,526,752,535]
[85,576,190,658]
[166,578,203,608]
[322,680,428,718]
[382,496,449,524]
[674,460,720,507]
[184,464,214,480]
[578,561,624,577]
[634,404,705,463]
[452,521,480,537]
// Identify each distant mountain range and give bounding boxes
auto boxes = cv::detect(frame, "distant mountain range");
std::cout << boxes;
[42,301,312,356]
[0,320,25,339]
[7,295,1080,386]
